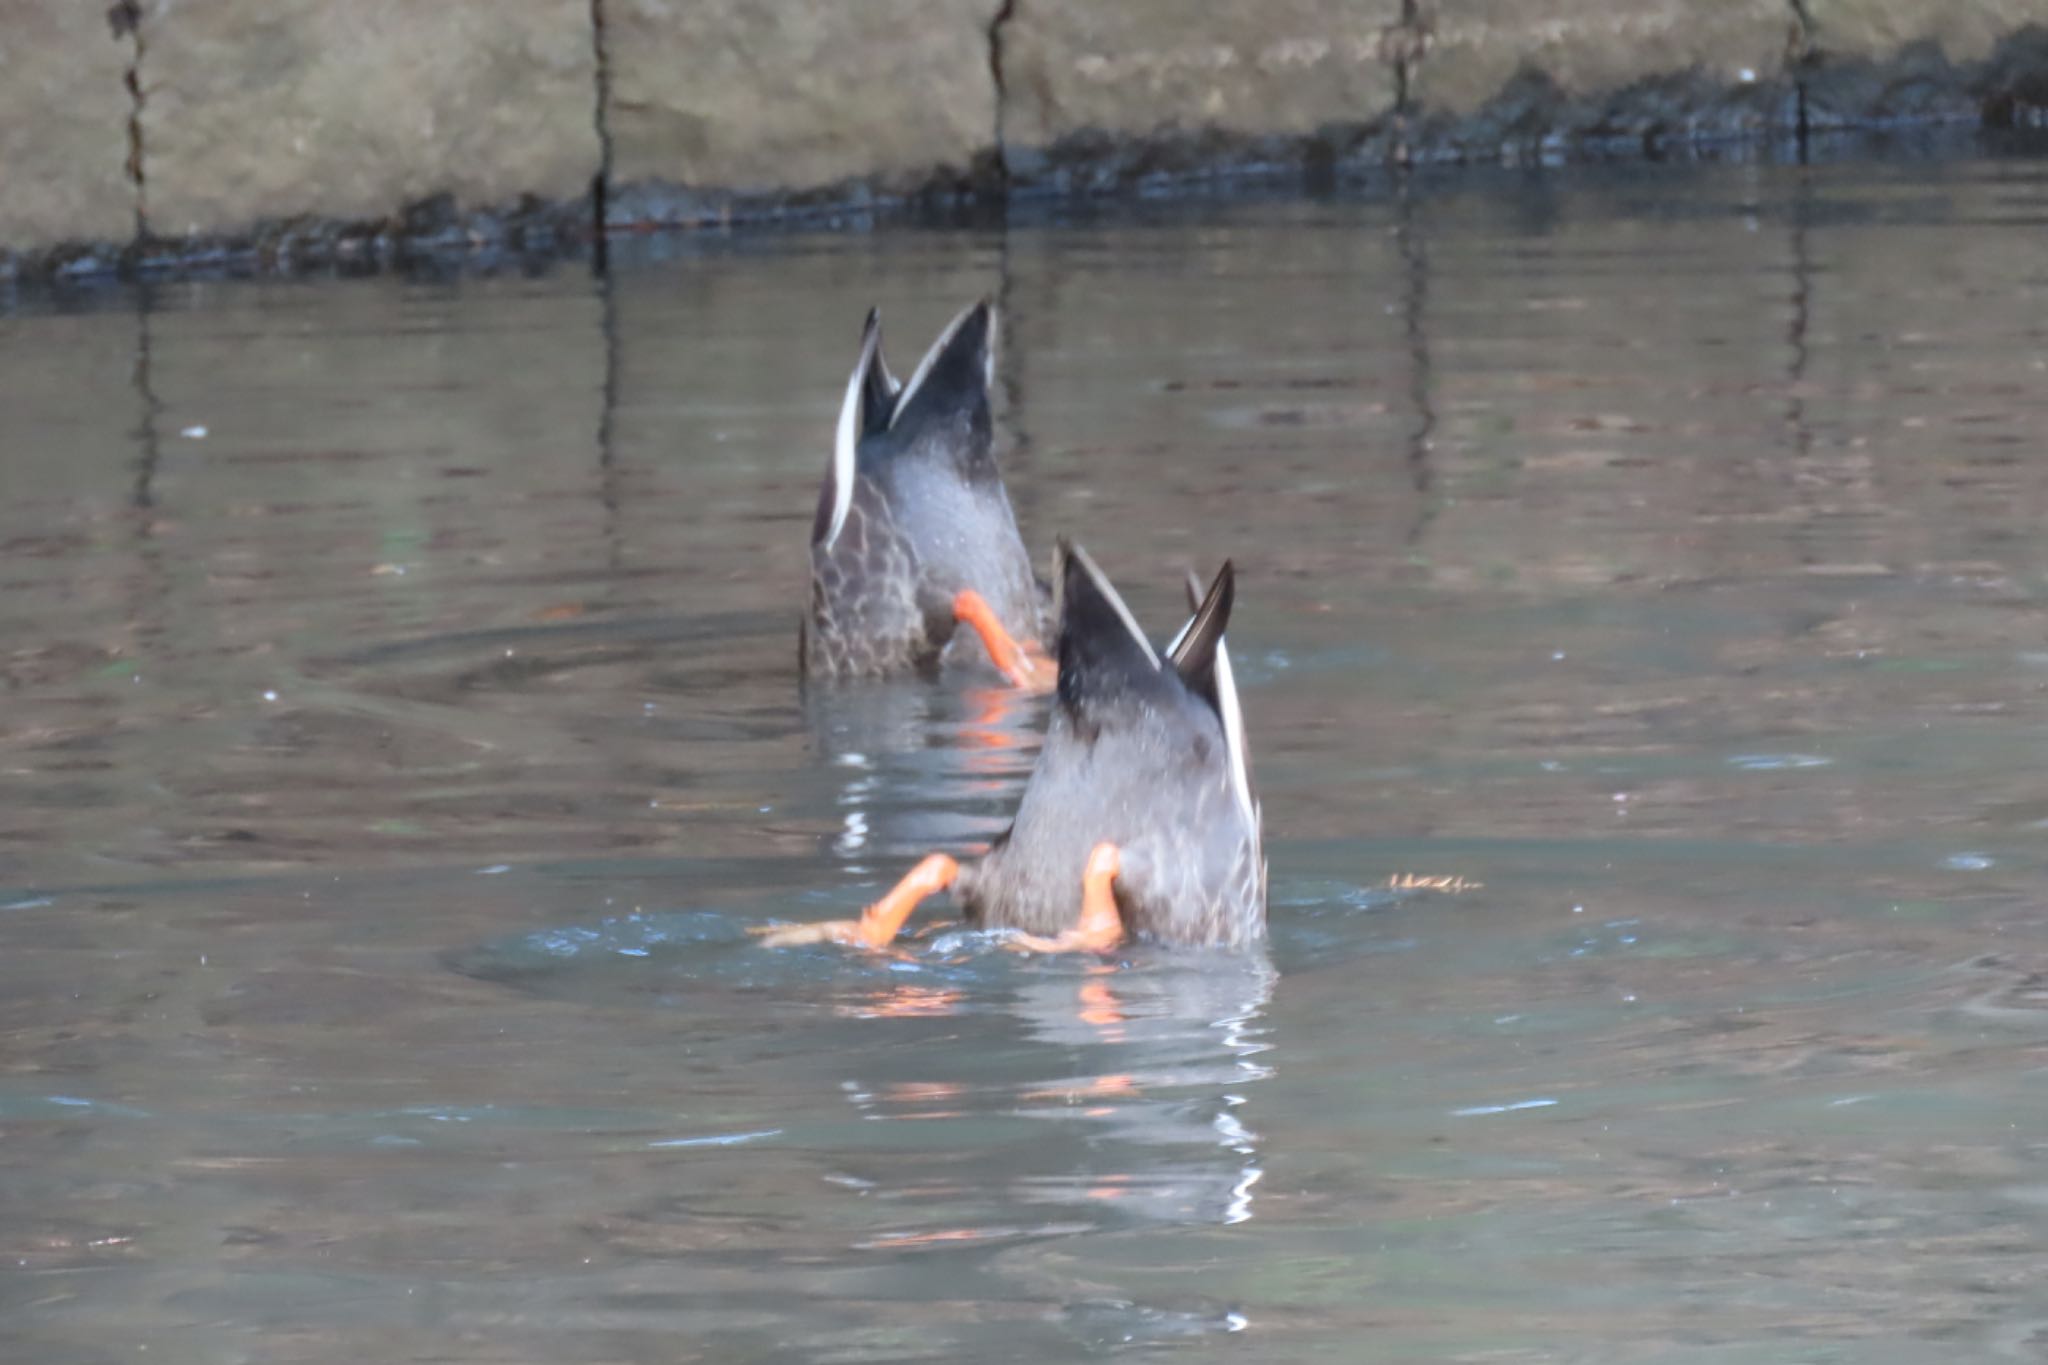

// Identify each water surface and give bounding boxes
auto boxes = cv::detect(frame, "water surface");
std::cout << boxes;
[5,150,2048,1362]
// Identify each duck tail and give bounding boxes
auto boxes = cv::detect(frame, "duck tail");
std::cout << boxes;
[885,299,996,458]
[1167,562,1233,702]
[1163,568,1208,659]
[1170,562,1257,826]
[859,306,901,433]
[815,308,894,549]
[1053,539,1162,709]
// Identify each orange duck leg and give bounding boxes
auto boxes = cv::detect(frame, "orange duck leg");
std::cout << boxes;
[953,589,1056,693]
[752,853,960,949]
[1006,843,1126,955]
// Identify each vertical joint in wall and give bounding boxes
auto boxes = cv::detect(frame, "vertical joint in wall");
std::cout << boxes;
[106,0,149,242]
[1785,0,1817,151]
[1379,0,1435,166]
[588,0,615,268]
[987,0,1016,189]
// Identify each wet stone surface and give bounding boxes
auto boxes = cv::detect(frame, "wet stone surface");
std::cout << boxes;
[3,149,2048,1360]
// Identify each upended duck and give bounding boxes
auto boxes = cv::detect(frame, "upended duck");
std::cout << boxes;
[800,300,1052,689]
[759,541,1266,952]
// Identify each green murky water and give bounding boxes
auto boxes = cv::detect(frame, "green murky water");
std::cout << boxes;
[5,148,2048,1362]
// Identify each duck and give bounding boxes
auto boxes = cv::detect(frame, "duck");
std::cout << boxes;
[759,540,1265,952]
[800,300,1052,689]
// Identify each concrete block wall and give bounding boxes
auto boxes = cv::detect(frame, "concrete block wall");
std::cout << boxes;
[0,0,2043,278]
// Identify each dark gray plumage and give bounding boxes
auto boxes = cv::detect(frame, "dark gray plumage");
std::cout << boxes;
[800,301,1046,681]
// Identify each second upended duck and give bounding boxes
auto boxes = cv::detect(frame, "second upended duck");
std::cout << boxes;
[759,541,1266,953]
[800,300,1052,689]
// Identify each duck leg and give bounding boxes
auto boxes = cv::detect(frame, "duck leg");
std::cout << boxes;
[752,853,960,949]
[952,589,1056,692]
[1007,843,1126,954]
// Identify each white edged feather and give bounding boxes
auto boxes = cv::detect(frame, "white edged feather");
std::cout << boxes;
[1067,541,1160,670]
[1163,612,1196,658]
[1167,567,1256,829]
[823,318,884,552]
[1213,637,1257,829]
[888,300,989,431]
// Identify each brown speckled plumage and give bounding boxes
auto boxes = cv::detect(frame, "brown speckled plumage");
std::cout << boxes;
[956,543,1267,949]
[801,301,1046,681]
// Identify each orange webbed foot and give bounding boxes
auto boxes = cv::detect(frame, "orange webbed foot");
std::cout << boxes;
[1006,843,1125,955]
[953,589,1056,693]
[753,853,960,950]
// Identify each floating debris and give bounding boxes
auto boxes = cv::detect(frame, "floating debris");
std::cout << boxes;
[1728,753,1831,771]
[1386,873,1484,893]
[1453,1097,1558,1117]
[648,1128,782,1149]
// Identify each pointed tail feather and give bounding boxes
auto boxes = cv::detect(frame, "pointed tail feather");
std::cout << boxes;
[887,299,995,448]
[816,309,889,549]
[1164,568,1208,659]
[1167,562,1233,704]
[1054,539,1163,710]
[859,306,901,432]
[1169,562,1257,828]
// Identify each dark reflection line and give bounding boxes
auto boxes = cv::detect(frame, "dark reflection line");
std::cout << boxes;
[1785,163,1815,463]
[993,213,1037,540]
[126,281,170,651]
[595,249,624,576]
[129,280,162,510]
[1392,173,1439,546]
[1783,161,1838,571]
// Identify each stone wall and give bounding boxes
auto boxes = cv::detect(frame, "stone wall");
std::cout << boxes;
[2,0,2045,278]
